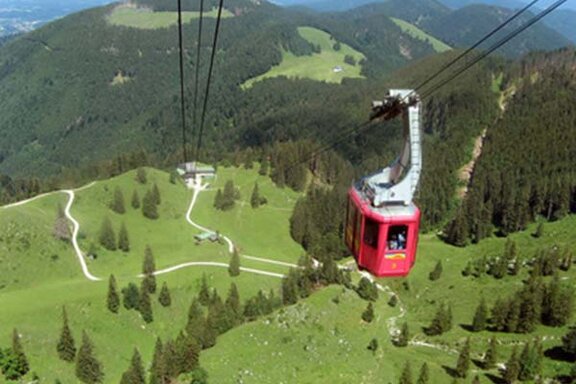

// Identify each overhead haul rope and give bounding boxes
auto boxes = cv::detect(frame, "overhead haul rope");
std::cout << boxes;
[176,0,189,163]
[412,0,541,96]
[194,0,225,162]
[285,0,565,172]
[191,0,205,159]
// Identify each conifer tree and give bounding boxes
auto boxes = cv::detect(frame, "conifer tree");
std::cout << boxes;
[149,338,166,384]
[491,298,509,331]
[139,281,153,323]
[504,347,520,384]
[98,217,117,251]
[533,222,544,238]
[455,337,471,378]
[362,302,375,323]
[122,282,140,310]
[199,274,211,306]
[483,336,498,370]
[142,189,159,219]
[426,303,452,335]
[356,277,378,302]
[250,183,261,208]
[162,340,179,379]
[221,180,237,210]
[472,298,488,332]
[388,294,398,307]
[107,274,120,313]
[428,260,443,281]
[152,183,161,205]
[228,249,240,277]
[562,327,576,356]
[225,283,242,326]
[110,187,126,214]
[118,222,130,252]
[399,361,413,384]
[175,331,200,374]
[10,328,29,378]
[75,331,103,384]
[282,269,300,305]
[57,307,76,362]
[258,159,269,176]
[120,348,145,384]
[505,296,521,333]
[142,245,156,294]
[396,322,409,347]
[416,362,429,384]
[158,282,171,307]
[542,273,573,327]
[136,168,147,184]
[367,338,378,355]
[186,299,208,348]
[131,190,140,209]
[213,189,223,210]
[189,367,209,384]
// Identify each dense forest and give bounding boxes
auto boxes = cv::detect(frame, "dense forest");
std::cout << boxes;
[445,48,576,245]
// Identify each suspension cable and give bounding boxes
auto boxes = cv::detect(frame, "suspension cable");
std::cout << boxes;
[421,0,567,100]
[413,0,541,96]
[194,0,225,162]
[191,0,205,159]
[176,0,188,163]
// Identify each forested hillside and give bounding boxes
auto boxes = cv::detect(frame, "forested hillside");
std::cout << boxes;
[0,0,437,180]
[445,48,576,245]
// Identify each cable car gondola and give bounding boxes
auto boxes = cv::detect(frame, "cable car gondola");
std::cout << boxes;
[345,89,422,277]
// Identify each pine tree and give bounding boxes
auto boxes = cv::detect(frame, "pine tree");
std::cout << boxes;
[250,183,261,208]
[175,332,200,374]
[117,222,130,252]
[149,338,166,384]
[158,282,171,307]
[455,337,471,378]
[399,361,413,384]
[483,336,498,370]
[142,245,156,294]
[75,331,103,384]
[57,307,76,362]
[122,282,140,310]
[562,327,576,356]
[131,190,140,209]
[362,302,375,323]
[367,338,378,355]
[533,222,544,238]
[10,329,29,378]
[139,281,153,323]
[396,322,409,347]
[426,303,452,336]
[110,187,126,214]
[213,189,223,210]
[491,298,509,331]
[225,283,242,326]
[429,260,443,281]
[199,274,211,306]
[106,274,120,313]
[221,180,236,210]
[228,249,240,277]
[98,217,117,251]
[186,299,207,347]
[281,269,299,305]
[416,362,429,384]
[136,168,147,184]
[389,295,398,307]
[152,183,161,205]
[472,298,488,332]
[356,277,378,302]
[142,189,159,219]
[189,367,209,384]
[120,348,145,384]
[503,347,520,384]
[258,159,269,176]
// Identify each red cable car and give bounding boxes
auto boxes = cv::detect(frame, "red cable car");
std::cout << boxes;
[345,90,422,277]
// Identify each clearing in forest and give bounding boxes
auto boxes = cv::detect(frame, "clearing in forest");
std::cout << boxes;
[107,5,234,29]
[391,18,451,53]
[242,26,366,88]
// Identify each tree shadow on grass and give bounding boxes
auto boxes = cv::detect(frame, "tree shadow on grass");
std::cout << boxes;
[459,323,475,332]
[544,346,575,362]
[485,373,506,384]
[471,358,485,369]
[441,365,459,378]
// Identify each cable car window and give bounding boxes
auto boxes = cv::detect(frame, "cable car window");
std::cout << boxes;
[363,218,379,248]
[387,225,408,250]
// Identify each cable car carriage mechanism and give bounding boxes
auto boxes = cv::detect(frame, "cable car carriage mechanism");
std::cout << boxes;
[345,89,422,277]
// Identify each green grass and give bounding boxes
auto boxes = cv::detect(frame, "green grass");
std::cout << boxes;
[202,217,576,383]
[107,6,234,29]
[391,18,451,53]
[242,26,366,88]
[0,166,300,382]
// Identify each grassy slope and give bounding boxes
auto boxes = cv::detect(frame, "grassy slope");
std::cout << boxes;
[107,6,234,29]
[391,18,451,53]
[0,166,299,382]
[243,26,366,88]
[201,217,576,383]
